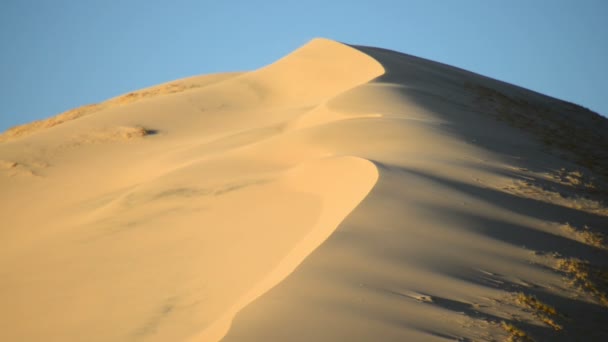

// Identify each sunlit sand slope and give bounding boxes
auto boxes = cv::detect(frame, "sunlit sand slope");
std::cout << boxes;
[0,38,381,342]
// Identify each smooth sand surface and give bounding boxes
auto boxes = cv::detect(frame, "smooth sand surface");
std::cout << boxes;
[1,38,607,341]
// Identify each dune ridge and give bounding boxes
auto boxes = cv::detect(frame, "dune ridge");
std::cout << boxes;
[0,38,384,342]
[0,72,242,143]
[1,38,607,342]
[191,156,378,342]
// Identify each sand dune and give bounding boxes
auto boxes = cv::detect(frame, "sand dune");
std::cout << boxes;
[1,38,607,341]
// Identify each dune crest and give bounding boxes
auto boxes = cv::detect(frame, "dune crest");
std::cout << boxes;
[241,38,385,104]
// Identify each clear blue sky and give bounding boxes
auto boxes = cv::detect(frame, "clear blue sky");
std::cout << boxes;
[1,0,607,132]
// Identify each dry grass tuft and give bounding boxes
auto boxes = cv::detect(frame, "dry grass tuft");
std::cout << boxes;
[556,258,608,307]
[108,83,201,105]
[514,293,562,331]
[0,103,103,142]
[539,316,562,332]
[561,223,606,250]
[515,293,557,316]
[501,321,534,342]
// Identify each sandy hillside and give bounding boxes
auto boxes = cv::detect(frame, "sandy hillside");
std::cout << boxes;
[1,38,607,341]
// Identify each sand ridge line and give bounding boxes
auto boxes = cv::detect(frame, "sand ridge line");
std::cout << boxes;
[190,156,379,342]
[0,73,243,143]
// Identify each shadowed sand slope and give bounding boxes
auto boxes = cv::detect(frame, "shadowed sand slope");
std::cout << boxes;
[2,39,608,342]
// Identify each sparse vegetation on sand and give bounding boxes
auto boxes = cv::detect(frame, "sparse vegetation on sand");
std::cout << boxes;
[561,223,606,250]
[515,293,557,316]
[0,103,103,142]
[514,293,562,331]
[501,321,534,342]
[466,82,608,181]
[502,169,607,217]
[107,83,202,105]
[556,258,608,307]
[0,81,196,143]
[555,168,599,193]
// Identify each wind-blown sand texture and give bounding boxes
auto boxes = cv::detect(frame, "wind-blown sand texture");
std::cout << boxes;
[1,38,607,341]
